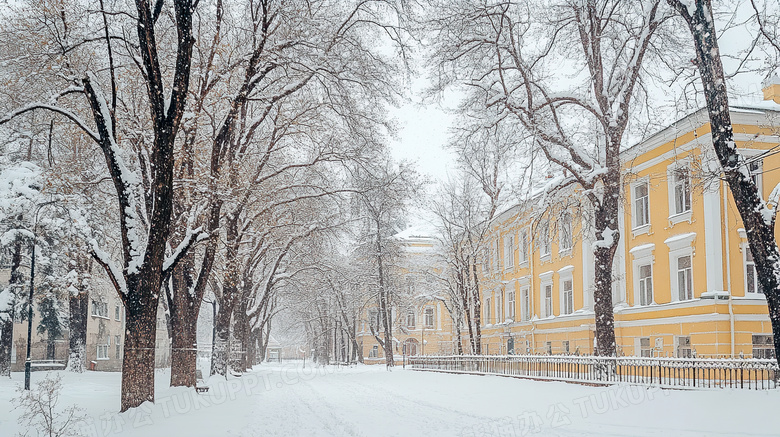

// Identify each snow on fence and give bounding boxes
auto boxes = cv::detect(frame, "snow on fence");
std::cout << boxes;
[407,355,780,390]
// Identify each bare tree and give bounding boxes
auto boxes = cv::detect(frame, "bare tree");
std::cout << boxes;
[0,0,202,410]
[427,0,674,355]
[354,158,422,367]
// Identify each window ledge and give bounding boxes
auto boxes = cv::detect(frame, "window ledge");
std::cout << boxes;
[540,254,551,262]
[558,248,572,257]
[91,315,110,320]
[631,224,651,237]
[744,293,767,300]
[668,210,692,225]
[96,357,109,361]
[518,260,529,268]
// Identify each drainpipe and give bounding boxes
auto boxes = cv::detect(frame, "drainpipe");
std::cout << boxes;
[528,224,536,354]
[723,179,735,357]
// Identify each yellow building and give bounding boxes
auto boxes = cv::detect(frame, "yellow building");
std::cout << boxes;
[477,83,780,359]
[358,228,458,364]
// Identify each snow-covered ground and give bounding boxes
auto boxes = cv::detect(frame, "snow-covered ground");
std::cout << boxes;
[1,362,779,436]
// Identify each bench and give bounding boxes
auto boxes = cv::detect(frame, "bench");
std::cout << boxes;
[195,369,209,393]
[29,360,67,372]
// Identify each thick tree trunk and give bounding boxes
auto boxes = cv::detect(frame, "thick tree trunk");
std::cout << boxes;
[210,216,240,377]
[246,328,259,367]
[233,297,250,372]
[169,262,200,387]
[593,186,619,356]
[120,276,160,412]
[67,290,89,372]
[669,0,780,365]
[210,296,233,377]
[0,241,23,376]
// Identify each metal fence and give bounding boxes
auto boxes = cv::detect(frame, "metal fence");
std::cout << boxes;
[407,355,780,390]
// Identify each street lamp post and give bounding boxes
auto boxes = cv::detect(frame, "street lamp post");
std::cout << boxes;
[24,200,56,391]
[23,229,36,390]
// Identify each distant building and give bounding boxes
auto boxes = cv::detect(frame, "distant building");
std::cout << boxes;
[357,228,458,365]
[266,335,282,362]
[2,267,171,372]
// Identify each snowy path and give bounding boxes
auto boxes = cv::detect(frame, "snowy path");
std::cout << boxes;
[2,362,779,436]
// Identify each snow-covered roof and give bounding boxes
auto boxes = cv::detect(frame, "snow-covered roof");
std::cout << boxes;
[267,335,282,349]
[393,224,437,241]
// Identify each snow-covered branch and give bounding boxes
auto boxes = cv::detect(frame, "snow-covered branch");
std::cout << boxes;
[162,227,209,277]
[89,239,127,297]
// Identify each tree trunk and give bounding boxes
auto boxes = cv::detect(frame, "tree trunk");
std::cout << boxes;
[210,297,233,377]
[120,275,160,411]
[0,318,11,377]
[471,263,482,354]
[210,216,240,377]
[375,228,394,367]
[233,297,250,372]
[67,290,89,373]
[669,0,780,365]
[458,261,476,355]
[169,260,200,387]
[0,241,23,376]
[592,180,619,357]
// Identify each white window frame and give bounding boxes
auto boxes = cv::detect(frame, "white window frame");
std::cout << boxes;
[521,287,530,322]
[498,290,505,323]
[560,278,573,315]
[519,229,529,266]
[540,271,554,318]
[665,233,696,302]
[115,335,122,360]
[91,300,108,318]
[539,221,551,260]
[743,245,764,296]
[676,255,693,301]
[638,263,654,306]
[504,234,515,269]
[368,309,380,332]
[631,179,651,235]
[369,345,378,358]
[559,213,573,253]
[630,244,655,306]
[676,336,692,358]
[753,334,775,359]
[667,163,692,224]
[424,306,435,329]
[406,309,416,329]
[741,151,764,194]
[638,337,652,358]
[507,290,515,321]
[97,336,110,360]
[115,304,121,321]
[483,298,491,326]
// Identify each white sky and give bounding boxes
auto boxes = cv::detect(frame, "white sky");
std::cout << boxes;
[387,81,458,184]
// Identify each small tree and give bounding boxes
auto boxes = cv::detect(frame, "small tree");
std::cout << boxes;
[13,374,87,437]
[37,296,64,360]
